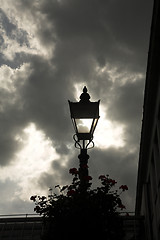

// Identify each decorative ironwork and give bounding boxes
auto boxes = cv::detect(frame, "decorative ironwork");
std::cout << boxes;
[73,134,94,150]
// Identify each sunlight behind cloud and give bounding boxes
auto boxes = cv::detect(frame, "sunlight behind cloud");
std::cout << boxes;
[94,107,125,149]
[74,83,125,149]
[0,123,59,200]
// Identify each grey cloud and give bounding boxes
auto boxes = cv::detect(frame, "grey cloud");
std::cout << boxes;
[0,8,16,38]
[38,159,70,189]
[18,56,73,142]
[89,147,138,211]
[55,143,70,155]
[0,50,74,166]
[0,7,29,46]
[108,79,144,124]
[13,0,152,72]
[89,147,137,181]
[106,78,145,149]
[106,1,152,68]
[0,198,33,215]
[0,179,32,214]
[0,8,30,68]
[38,172,56,190]
[40,0,151,71]
[0,90,27,165]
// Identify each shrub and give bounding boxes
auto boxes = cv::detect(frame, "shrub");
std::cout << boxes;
[31,168,128,239]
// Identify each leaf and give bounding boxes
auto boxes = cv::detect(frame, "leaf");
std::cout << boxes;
[60,185,68,192]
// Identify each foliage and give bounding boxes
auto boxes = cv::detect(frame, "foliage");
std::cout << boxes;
[30,168,128,239]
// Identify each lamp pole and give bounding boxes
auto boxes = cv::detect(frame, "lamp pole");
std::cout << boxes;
[78,145,89,189]
[68,87,100,189]
[73,134,93,190]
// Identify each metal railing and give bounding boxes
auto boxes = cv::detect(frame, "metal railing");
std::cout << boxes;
[0,212,135,218]
[0,214,43,240]
[0,213,40,219]
[0,212,143,240]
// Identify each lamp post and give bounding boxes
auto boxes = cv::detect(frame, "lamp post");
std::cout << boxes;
[68,86,100,189]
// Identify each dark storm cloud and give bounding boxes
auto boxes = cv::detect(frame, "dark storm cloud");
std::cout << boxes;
[89,147,137,185]
[0,84,27,165]
[89,147,137,210]
[107,78,145,148]
[13,0,152,73]
[108,80,144,124]
[18,55,74,143]
[38,0,152,71]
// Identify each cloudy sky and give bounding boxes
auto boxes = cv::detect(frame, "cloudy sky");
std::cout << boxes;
[0,0,153,214]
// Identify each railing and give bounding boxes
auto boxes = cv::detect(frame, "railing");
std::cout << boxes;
[0,212,144,240]
[0,214,40,219]
[0,212,135,218]
[119,211,135,216]
[0,214,43,240]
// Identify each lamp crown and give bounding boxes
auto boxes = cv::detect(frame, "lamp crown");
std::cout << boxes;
[83,86,87,93]
[80,86,90,103]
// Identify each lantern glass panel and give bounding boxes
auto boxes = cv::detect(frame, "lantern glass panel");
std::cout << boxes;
[75,119,93,133]
[91,118,99,134]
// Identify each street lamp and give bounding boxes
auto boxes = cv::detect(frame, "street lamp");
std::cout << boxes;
[68,86,100,188]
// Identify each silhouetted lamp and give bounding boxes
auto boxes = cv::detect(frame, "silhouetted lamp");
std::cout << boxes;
[68,86,100,189]
[68,86,100,145]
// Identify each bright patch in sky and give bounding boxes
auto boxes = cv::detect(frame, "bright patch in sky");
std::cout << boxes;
[0,123,59,200]
[74,83,125,149]
[94,108,125,149]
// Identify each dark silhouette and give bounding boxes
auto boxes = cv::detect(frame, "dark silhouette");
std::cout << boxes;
[31,168,127,240]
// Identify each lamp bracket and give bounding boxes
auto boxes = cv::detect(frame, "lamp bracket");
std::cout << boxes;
[73,134,94,150]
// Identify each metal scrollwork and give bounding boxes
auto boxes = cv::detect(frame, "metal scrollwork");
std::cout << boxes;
[73,134,95,150]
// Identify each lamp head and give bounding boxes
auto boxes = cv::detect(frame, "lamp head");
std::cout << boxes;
[68,86,100,141]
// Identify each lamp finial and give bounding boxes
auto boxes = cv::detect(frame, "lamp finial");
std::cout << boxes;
[80,86,90,103]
